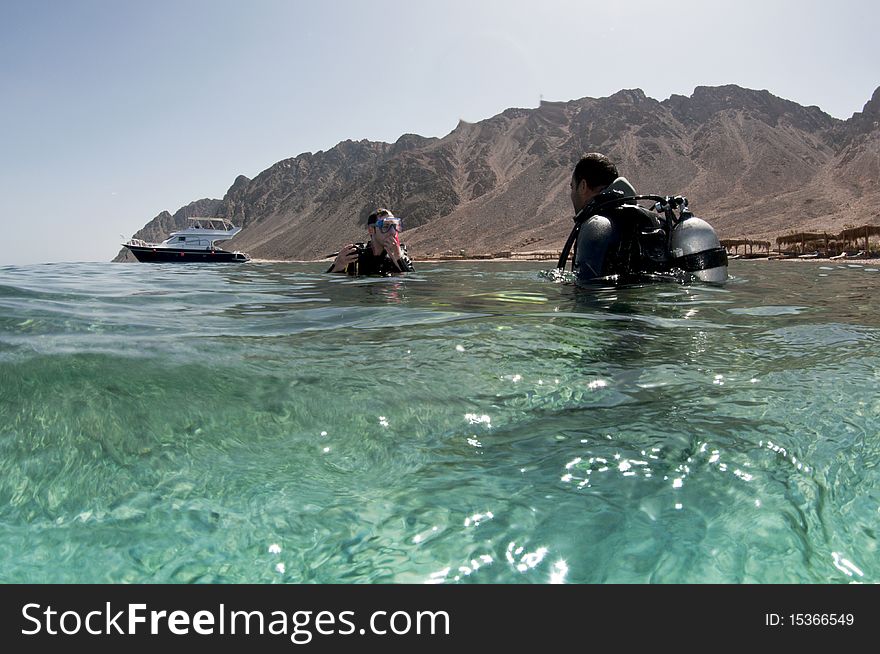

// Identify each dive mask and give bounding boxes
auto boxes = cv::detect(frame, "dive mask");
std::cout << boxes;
[376,216,401,233]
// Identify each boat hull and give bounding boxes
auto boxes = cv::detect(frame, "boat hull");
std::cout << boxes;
[124,245,250,263]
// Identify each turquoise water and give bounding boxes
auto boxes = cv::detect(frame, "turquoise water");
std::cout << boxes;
[0,260,878,583]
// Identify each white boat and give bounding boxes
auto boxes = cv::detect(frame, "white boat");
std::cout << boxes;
[123,217,250,263]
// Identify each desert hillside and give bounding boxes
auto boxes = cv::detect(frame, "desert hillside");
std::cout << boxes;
[115,85,880,262]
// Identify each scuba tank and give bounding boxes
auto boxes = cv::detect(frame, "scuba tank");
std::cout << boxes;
[668,213,728,283]
[556,177,728,284]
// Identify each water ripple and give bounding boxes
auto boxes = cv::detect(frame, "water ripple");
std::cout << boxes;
[0,260,878,583]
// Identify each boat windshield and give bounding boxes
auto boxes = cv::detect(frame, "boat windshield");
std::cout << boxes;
[188,218,235,231]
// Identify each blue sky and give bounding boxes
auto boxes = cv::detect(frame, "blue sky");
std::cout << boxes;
[2,0,878,264]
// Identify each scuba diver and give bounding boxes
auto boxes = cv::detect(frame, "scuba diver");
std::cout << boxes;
[327,208,415,275]
[558,153,728,284]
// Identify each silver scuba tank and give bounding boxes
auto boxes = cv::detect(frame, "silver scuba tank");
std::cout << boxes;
[669,216,728,283]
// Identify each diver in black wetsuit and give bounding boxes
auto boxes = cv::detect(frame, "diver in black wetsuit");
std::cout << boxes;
[568,154,629,280]
[562,153,727,284]
[327,209,415,276]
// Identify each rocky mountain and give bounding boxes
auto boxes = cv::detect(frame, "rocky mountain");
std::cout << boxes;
[114,84,880,262]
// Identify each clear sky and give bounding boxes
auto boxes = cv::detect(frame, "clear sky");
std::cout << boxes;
[2,0,878,265]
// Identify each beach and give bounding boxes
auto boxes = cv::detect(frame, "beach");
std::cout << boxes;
[253,255,880,266]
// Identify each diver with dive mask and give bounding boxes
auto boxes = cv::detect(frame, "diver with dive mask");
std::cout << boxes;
[327,209,414,275]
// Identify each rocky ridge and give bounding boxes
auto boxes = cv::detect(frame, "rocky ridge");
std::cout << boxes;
[115,84,880,262]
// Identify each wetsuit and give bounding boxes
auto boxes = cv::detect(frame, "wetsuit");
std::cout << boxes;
[570,176,671,283]
[574,204,668,282]
[327,242,414,275]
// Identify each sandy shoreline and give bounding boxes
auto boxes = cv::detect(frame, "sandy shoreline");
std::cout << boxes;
[735,257,880,265]
[251,256,880,266]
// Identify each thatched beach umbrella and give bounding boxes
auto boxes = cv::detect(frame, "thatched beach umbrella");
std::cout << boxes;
[837,225,880,253]
[721,239,771,255]
[775,232,828,254]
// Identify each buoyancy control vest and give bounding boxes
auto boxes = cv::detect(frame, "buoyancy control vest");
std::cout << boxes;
[556,177,728,284]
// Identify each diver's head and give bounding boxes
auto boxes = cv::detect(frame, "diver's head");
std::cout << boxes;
[366,208,399,237]
[571,153,618,213]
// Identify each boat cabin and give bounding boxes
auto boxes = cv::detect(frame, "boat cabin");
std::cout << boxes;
[162,217,242,249]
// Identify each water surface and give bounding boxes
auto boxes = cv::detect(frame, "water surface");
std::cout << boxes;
[0,260,877,583]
